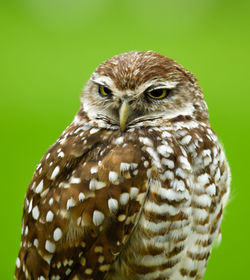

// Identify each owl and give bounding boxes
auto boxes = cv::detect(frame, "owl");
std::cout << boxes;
[15,51,230,280]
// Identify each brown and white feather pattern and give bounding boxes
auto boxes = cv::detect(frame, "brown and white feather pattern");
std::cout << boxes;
[15,51,230,280]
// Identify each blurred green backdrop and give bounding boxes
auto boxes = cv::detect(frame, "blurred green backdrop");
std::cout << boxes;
[1,0,249,279]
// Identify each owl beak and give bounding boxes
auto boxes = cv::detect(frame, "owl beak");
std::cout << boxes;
[119,101,130,132]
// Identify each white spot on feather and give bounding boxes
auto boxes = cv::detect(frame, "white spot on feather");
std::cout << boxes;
[90,128,100,134]
[41,188,49,198]
[66,268,71,275]
[197,173,210,186]
[79,192,85,201]
[90,166,98,174]
[31,182,36,190]
[157,144,173,156]
[164,170,174,180]
[16,257,20,268]
[51,166,60,180]
[206,184,216,195]
[118,214,126,222]
[215,168,221,182]
[77,217,85,227]
[49,198,54,206]
[108,198,118,213]
[162,131,172,138]
[28,198,33,213]
[33,239,39,248]
[93,210,104,226]
[130,187,139,199]
[35,180,44,194]
[36,163,41,170]
[133,169,139,175]
[175,168,187,179]
[145,147,161,168]
[120,162,130,172]
[46,210,54,222]
[131,163,138,169]
[161,158,174,169]
[145,200,180,215]
[193,208,208,220]
[171,179,185,191]
[179,156,191,170]
[70,177,81,184]
[58,151,64,158]
[32,206,40,220]
[212,146,218,158]
[89,179,96,190]
[195,194,211,207]
[24,225,29,236]
[53,228,63,241]
[109,171,119,184]
[114,137,124,145]
[45,240,56,253]
[89,178,106,190]
[120,193,129,205]
[180,135,192,145]
[139,137,153,146]
[66,197,76,210]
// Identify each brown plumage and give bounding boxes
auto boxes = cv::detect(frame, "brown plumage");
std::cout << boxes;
[15,51,230,280]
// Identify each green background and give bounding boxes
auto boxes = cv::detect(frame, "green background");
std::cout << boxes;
[1,0,249,279]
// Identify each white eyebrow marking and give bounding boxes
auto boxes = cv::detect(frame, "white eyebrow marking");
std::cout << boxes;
[90,74,114,88]
[147,81,179,91]
[134,80,179,96]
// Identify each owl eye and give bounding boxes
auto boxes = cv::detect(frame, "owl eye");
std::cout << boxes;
[145,89,169,100]
[98,85,112,97]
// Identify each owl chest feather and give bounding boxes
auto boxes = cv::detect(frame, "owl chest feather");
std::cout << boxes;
[107,123,229,280]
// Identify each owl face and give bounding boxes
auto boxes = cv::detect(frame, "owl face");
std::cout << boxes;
[80,51,207,131]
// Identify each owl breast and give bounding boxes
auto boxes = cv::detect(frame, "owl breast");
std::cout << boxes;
[106,121,229,280]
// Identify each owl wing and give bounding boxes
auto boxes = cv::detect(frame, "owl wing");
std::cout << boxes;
[15,122,148,280]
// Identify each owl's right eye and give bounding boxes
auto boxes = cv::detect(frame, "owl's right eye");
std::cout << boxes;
[98,85,112,97]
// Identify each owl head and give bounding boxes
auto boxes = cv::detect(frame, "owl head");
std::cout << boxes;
[79,51,209,131]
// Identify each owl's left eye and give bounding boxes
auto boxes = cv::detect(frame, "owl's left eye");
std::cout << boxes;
[98,85,112,97]
[145,89,169,100]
